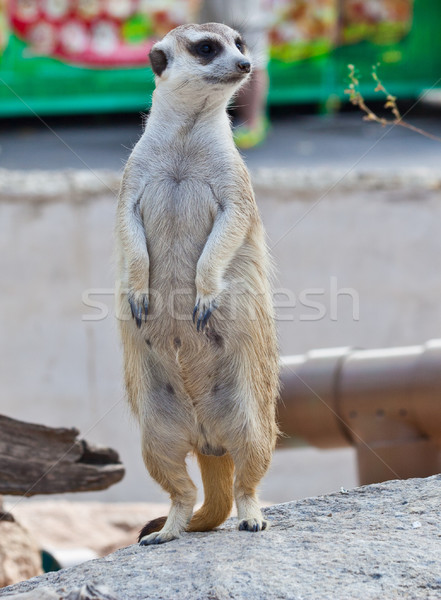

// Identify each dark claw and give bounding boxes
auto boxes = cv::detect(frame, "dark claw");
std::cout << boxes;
[129,299,141,328]
[194,302,217,332]
[128,296,136,319]
[192,301,199,324]
[201,308,213,332]
[239,519,266,532]
[128,294,148,329]
[139,536,163,546]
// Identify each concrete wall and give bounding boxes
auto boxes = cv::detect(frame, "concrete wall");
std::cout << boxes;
[1,168,439,503]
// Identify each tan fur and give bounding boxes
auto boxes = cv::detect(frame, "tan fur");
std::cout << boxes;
[115,23,279,545]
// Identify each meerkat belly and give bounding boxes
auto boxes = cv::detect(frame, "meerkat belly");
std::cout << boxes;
[139,173,224,398]
[142,177,214,314]
[141,174,268,344]
[138,171,269,432]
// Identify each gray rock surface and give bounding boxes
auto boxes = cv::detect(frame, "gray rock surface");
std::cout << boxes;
[1,475,440,600]
[0,584,116,600]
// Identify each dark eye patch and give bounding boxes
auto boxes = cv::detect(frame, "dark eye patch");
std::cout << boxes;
[187,38,223,64]
[235,37,245,52]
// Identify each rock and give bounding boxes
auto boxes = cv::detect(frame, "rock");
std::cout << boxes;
[0,520,42,588]
[64,583,117,600]
[0,590,59,600]
[1,475,441,599]
[1,584,117,600]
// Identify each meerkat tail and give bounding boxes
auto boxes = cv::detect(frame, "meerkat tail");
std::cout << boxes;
[137,516,167,541]
[187,452,234,532]
[137,452,234,541]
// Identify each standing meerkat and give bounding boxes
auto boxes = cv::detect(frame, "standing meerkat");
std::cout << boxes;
[115,22,279,546]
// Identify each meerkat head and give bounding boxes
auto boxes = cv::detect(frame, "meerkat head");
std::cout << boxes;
[149,23,252,99]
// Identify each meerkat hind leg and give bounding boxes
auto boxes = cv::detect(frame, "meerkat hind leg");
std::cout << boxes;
[233,446,271,533]
[236,488,268,533]
[139,453,197,546]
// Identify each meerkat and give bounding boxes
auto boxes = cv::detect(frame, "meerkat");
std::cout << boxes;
[115,22,279,546]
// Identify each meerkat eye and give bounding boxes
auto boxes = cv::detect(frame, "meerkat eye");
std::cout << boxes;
[188,39,222,61]
[235,39,244,52]
[197,42,214,56]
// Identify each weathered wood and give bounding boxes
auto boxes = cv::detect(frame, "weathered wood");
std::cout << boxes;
[0,415,125,496]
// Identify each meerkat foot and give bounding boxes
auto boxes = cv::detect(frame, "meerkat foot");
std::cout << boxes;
[128,291,149,328]
[192,297,218,332]
[238,518,268,532]
[139,529,180,546]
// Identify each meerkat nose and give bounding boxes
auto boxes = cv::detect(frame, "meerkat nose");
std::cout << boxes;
[236,60,251,74]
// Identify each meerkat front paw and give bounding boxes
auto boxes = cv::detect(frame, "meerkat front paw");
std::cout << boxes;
[193,270,223,331]
[192,295,219,332]
[128,290,149,328]
[139,529,179,546]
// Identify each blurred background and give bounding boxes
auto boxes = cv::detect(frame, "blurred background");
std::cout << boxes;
[0,0,441,578]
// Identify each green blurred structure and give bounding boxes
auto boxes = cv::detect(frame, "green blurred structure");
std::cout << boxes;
[0,0,440,117]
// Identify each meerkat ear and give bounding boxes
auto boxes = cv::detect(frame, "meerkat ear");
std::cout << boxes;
[149,47,168,77]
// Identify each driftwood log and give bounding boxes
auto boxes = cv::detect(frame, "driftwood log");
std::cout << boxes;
[0,415,124,496]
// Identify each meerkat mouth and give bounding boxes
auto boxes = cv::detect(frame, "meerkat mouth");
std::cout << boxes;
[203,73,248,85]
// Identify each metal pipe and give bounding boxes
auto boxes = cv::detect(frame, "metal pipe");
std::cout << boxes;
[278,340,441,485]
